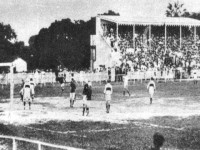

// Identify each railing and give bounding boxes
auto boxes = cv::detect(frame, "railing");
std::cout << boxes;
[0,135,84,150]
[127,70,175,81]
[0,72,109,85]
[0,70,197,86]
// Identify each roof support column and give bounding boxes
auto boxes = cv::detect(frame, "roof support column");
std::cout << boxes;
[133,25,135,50]
[116,23,119,48]
[194,26,197,45]
[180,26,182,48]
[149,25,151,50]
[165,24,167,54]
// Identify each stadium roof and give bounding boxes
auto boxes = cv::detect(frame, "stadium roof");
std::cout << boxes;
[99,15,200,26]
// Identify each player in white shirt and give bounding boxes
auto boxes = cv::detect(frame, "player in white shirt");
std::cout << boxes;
[123,75,130,96]
[22,80,33,110]
[29,78,35,101]
[147,77,156,104]
[104,80,113,113]
[193,72,198,84]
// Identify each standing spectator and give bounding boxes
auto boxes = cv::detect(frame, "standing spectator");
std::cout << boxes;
[150,132,165,150]
[34,69,39,85]
[108,67,111,81]
[119,67,123,82]
[104,80,113,113]
[115,67,119,82]
[70,78,76,107]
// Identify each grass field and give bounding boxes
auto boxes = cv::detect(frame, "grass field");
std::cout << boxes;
[0,80,200,149]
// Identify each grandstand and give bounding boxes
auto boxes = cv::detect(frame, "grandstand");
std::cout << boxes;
[92,15,200,79]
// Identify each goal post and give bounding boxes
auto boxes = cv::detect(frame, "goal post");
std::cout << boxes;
[0,62,15,101]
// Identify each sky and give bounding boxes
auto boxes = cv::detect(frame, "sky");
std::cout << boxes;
[0,0,200,45]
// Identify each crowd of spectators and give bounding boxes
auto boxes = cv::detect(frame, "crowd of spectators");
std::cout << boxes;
[101,24,200,76]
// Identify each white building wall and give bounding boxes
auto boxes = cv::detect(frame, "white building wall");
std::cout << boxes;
[13,58,27,72]
[94,16,112,69]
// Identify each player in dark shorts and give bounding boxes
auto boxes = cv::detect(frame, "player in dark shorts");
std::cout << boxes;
[147,77,156,104]
[70,78,76,107]
[22,80,33,110]
[82,82,89,116]
[87,81,92,100]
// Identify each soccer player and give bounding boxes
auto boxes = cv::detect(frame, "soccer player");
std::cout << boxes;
[22,80,33,110]
[30,78,35,101]
[58,74,65,94]
[82,81,89,116]
[70,78,76,107]
[193,71,198,84]
[19,79,25,101]
[123,75,131,96]
[87,81,92,100]
[104,80,113,113]
[147,77,156,104]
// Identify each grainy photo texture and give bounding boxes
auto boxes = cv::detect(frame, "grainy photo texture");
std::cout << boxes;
[0,0,200,149]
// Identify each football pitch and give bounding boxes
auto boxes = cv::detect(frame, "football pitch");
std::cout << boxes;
[0,80,200,150]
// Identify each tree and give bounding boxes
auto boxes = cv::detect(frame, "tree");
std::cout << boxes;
[0,22,17,63]
[166,1,187,17]
[99,10,120,16]
[30,17,95,70]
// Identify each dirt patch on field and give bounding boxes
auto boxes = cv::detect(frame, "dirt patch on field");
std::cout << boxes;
[0,95,200,125]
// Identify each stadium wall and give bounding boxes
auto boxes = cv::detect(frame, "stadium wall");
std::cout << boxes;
[93,16,112,69]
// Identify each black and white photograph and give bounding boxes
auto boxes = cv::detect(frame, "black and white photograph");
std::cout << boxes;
[0,0,200,149]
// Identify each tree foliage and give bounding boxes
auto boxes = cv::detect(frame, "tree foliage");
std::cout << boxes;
[166,1,187,17]
[30,17,95,70]
[99,10,120,16]
[0,22,17,63]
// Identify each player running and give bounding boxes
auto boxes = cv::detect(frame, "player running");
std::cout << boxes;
[104,80,113,113]
[147,77,156,104]
[70,78,76,107]
[58,74,66,94]
[82,81,90,116]
[123,75,131,96]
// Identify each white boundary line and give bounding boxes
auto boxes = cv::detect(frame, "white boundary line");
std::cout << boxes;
[21,120,184,137]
